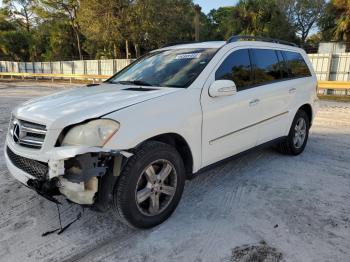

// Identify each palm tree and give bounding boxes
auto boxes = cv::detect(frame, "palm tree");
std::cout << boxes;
[333,0,350,41]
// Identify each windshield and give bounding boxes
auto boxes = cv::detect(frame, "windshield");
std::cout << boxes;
[109,48,217,88]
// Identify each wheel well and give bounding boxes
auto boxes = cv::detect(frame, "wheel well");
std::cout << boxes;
[299,104,313,126]
[145,133,193,176]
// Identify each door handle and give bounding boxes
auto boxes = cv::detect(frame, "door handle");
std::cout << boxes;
[289,88,296,94]
[249,99,260,106]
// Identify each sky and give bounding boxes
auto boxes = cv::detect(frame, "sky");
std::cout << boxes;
[193,0,237,14]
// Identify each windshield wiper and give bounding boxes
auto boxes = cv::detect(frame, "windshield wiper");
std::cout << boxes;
[114,80,154,86]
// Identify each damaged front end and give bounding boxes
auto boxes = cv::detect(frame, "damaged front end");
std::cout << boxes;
[27,146,132,210]
[5,117,131,210]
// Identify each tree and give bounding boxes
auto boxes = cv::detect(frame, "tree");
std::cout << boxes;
[283,0,325,44]
[3,0,37,32]
[0,30,32,61]
[333,0,350,41]
[0,6,33,61]
[229,0,296,42]
[207,6,237,40]
[319,0,350,41]
[38,0,83,59]
[129,0,194,56]
[0,7,15,31]
[77,0,132,59]
[318,2,338,41]
[78,0,195,59]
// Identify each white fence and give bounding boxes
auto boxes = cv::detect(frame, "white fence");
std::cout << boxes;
[0,59,134,75]
[307,54,350,81]
[1,54,350,81]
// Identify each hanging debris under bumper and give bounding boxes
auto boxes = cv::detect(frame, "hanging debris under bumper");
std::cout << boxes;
[5,145,132,207]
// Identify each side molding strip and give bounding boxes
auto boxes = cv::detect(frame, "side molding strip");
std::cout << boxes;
[209,111,289,145]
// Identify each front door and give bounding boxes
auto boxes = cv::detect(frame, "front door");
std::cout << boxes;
[201,48,261,167]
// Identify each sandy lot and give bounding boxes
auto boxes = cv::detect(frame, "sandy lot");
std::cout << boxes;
[0,81,349,262]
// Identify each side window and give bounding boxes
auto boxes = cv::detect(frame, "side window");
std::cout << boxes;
[215,49,253,91]
[283,51,311,78]
[251,49,282,85]
[276,51,289,79]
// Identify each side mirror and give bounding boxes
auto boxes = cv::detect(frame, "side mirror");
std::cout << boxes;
[209,80,237,97]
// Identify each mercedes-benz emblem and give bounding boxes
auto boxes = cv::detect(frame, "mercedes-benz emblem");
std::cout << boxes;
[13,122,21,143]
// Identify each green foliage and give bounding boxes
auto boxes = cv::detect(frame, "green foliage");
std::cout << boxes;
[129,0,194,48]
[319,0,350,41]
[208,7,237,40]
[284,0,325,44]
[232,0,297,41]
[0,30,31,60]
[0,0,338,61]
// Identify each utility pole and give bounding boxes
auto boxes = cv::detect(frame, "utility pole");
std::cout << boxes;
[194,4,201,42]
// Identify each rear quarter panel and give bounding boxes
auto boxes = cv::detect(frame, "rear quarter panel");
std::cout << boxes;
[284,50,318,134]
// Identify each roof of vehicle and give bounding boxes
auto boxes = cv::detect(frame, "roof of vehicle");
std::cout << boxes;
[159,40,304,54]
[161,41,226,49]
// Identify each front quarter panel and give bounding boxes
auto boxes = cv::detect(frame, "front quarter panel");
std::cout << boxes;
[103,88,203,172]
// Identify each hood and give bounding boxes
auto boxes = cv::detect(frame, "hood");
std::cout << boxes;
[14,83,180,129]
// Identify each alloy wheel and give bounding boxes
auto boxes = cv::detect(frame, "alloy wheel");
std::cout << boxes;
[293,117,307,149]
[135,159,177,216]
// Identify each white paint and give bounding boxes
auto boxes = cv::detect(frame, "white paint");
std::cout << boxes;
[1,87,349,261]
[4,41,317,204]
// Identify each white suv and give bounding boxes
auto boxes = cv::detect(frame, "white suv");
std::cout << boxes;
[5,37,318,228]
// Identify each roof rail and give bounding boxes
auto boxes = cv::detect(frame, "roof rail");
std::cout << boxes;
[227,35,298,47]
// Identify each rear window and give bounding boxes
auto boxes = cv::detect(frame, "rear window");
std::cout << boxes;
[251,49,282,85]
[283,51,311,78]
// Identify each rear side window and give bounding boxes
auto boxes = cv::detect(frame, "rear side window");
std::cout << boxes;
[251,49,282,85]
[283,51,311,78]
[276,51,289,79]
[215,49,253,91]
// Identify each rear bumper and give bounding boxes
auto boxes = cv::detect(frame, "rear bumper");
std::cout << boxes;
[312,97,319,124]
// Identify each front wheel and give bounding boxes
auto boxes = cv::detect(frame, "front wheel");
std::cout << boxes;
[277,109,310,155]
[113,141,185,229]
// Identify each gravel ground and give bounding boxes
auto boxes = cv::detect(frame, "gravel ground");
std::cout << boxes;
[0,81,349,262]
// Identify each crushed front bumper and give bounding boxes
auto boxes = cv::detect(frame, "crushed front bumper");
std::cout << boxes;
[5,142,131,206]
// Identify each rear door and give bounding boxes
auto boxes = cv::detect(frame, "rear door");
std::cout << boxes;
[249,48,293,145]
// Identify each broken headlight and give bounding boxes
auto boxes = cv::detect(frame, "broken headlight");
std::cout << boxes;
[62,119,120,147]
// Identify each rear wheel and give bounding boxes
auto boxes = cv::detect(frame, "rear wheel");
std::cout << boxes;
[113,141,185,229]
[277,109,310,155]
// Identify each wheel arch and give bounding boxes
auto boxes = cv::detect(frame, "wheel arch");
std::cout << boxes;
[298,104,313,126]
[141,133,194,177]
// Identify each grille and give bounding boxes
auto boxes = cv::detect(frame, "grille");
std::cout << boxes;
[6,147,48,180]
[9,118,47,149]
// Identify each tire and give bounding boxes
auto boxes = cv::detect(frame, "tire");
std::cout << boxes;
[113,141,186,229]
[277,109,310,155]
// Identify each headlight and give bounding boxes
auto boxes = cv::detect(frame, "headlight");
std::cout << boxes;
[62,119,120,147]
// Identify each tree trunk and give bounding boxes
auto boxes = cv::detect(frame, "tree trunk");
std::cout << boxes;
[73,27,83,60]
[134,43,140,58]
[24,9,30,32]
[113,43,118,58]
[125,39,130,59]
[194,5,201,41]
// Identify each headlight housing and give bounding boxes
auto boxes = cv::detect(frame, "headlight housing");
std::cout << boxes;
[62,119,120,147]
